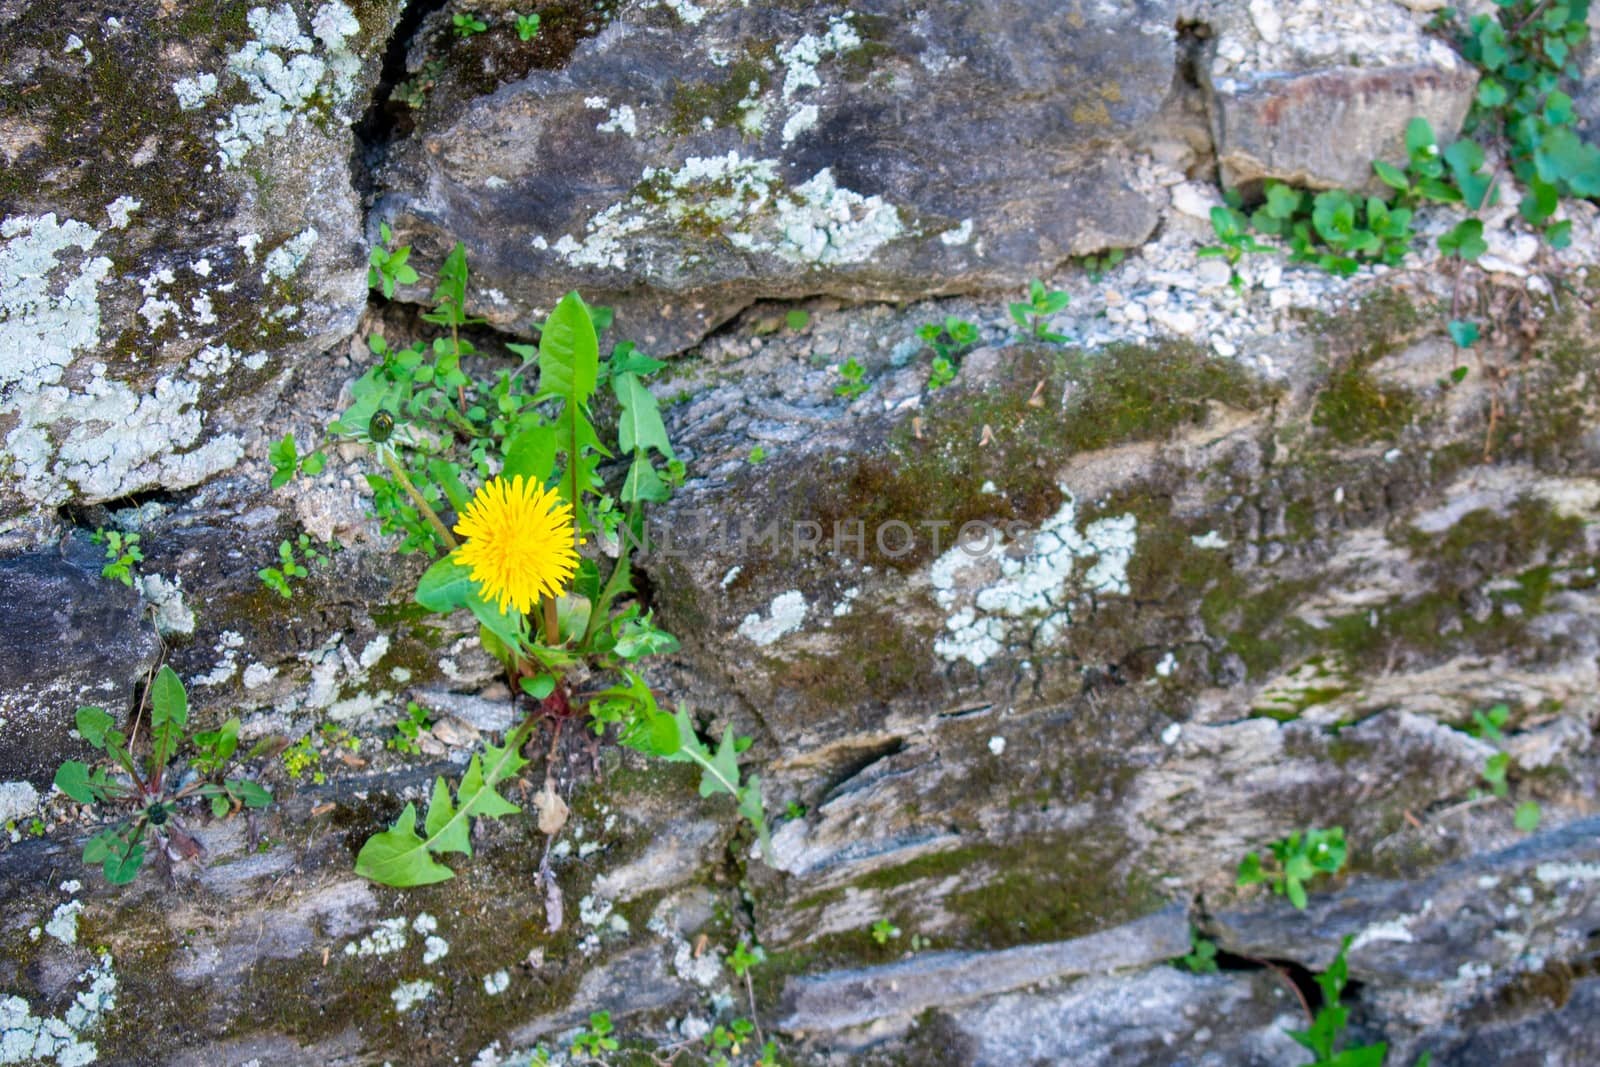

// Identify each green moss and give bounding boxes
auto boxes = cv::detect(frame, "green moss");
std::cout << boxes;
[668,52,771,135]
[769,341,1273,574]
[942,830,1166,949]
[1311,366,1417,445]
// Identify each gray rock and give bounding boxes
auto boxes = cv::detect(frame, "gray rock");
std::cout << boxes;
[377,0,1177,352]
[0,0,400,519]
[779,907,1189,1036]
[1207,62,1479,190]
[0,538,161,783]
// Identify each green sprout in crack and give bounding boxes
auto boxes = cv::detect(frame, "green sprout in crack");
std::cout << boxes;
[91,528,142,587]
[53,666,273,885]
[1237,826,1347,910]
[514,12,541,41]
[834,357,868,399]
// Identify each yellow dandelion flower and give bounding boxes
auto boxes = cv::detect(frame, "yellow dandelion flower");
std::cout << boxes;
[453,475,579,615]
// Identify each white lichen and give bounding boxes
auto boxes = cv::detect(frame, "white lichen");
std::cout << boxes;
[0,782,40,825]
[44,901,83,946]
[929,490,1138,667]
[103,197,140,230]
[422,936,449,965]
[389,980,435,1013]
[0,213,242,507]
[172,73,218,110]
[781,104,818,145]
[214,4,362,169]
[242,663,279,690]
[939,218,974,246]
[0,953,116,1066]
[344,917,408,957]
[139,573,196,636]
[777,15,860,100]
[597,104,637,136]
[738,590,808,646]
[482,970,510,996]
[261,227,318,283]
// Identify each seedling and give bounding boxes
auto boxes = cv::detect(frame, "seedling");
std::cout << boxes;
[258,534,329,599]
[748,445,767,464]
[1007,279,1070,340]
[514,12,541,41]
[1464,704,1541,833]
[870,918,901,945]
[91,528,142,587]
[572,1011,619,1056]
[1237,826,1347,910]
[1180,930,1219,974]
[53,666,272,884]
[1198,202,1274,289]
[389,701,433,756]
[1076,248,1125,282]
[452,12,488,37]
[785,308,810,331]
[368,222,419,299]
[1290,936,1432,1067]
[834,357,868,399]
[268,432,326,489]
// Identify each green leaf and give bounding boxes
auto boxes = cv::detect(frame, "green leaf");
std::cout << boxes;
[415,553,476,613]
[613,372,676,460]
[537,291,600,409]
[301,450,326,476]
[105,840,145,884]
[1514,800,1541,832]
[75,706,114,750]
[1476,79,1508,108]
[54,761,98,804]
[1236,852,1265,886]
[1447,320,1480,349]
[83,826,123,864]
[226,778,273,809]
[622,453,670,504]
[354,739,529,887]
[520,674,556,700]
[149,665,188,772]
[193,718,240,775]
[502,421,560,485]
[1443,139,1492,209]
[1405,117,1436,157]
[608,341,666,378]
[1372,160,1409,191]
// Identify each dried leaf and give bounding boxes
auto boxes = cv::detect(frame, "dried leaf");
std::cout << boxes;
[534,778,569,836]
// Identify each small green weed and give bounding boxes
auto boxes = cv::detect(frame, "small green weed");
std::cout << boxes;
[785,308,811,331]
[514,12,541,41]
[748,445,767,465]
[834,357,868,399]
[1465,703,1542,832]
[1179,929,1219,974]
[1237,826,1347,910]
[257,534,330,599]
[392,61,444,109]
[1198,200,1274,289]
[1076,248,1125,282]
[90,528,142,587]
[268,432,326,489]
[389,701,433,756]
[452,12,488,37]
[1291,936,1431,1067]
[368,222,418,299]
[917,315,981,389]
[1007,279,1070,341]
[870,918,901,945]
[54,667,273,884]
[572,1011,619,1057]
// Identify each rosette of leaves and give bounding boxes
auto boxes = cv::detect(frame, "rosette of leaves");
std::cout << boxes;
[1236,826,1347,910]
[339,244,768,887]
[53,667,272,885]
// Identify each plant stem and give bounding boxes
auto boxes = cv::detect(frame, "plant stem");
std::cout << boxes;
[381,449,459,552]
[542,595,561,646]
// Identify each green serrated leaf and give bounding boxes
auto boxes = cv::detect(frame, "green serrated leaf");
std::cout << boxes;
[76,706,114,750]
[502,421,560,486]
[613,372,676,460]
[54,761,98,804]
[354,740,530,887]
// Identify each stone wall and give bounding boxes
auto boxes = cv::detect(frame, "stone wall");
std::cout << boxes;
[1,0,1599,1064]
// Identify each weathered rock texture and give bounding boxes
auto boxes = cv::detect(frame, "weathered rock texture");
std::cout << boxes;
[0,0,401,522]
[377,0,1178,351]
[1,0,1599,1065]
